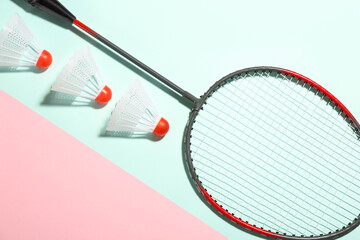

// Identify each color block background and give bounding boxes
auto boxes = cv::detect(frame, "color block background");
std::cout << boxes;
[1,0,360,239]
[0,91,226,240]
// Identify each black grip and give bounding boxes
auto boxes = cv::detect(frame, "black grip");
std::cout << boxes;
[24,0,76,23]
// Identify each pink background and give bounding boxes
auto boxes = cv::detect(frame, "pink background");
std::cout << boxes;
[0,90,226,240]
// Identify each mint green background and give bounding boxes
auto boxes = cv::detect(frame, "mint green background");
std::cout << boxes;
[1,0,360,239]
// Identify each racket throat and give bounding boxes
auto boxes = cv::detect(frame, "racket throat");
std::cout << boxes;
[182,91,200,106]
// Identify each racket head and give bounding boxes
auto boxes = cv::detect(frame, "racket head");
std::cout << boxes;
[185,66,360,239]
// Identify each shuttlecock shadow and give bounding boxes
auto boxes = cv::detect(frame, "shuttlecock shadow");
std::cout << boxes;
[41,91,107,109]
[0,66,47,73]
[100,130,164,142]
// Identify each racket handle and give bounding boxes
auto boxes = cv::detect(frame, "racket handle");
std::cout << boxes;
[24,0,76,23]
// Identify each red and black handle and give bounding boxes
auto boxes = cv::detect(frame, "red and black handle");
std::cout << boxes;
[25,0,75,22]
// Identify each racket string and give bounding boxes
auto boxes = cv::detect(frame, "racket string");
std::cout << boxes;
[230,76,360,207]
[192,128,335,235]
[196,101,357,219]
[254,73,360,215]
[196,166,305,233]
[212,87,360,204]
[222,74,318,233]
[190,70,360,236]
[192,118,348,229]
[263,74,328,234]
[230,74,360,182]
[277,72,360,151]
[256,71,360,157]
[192,136,323,234]
[248,72,360,186]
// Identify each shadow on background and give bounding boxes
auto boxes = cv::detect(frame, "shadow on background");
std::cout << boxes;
[12,0,272,238]
[0,66,47,73]
[100,129,164,142]
[41,91,106,109]
[11,0,194,110]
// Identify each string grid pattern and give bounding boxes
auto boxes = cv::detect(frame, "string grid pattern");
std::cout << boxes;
[0,14,43,66]
[190,70,360,237]
[106,80,161,133]
[52,46,105,100]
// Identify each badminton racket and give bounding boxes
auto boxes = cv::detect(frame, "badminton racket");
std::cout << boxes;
[24,1,360,239]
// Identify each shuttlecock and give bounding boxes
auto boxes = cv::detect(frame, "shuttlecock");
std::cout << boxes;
[0,13,52,69]
[51,46,112,104]
[107,81,169,137]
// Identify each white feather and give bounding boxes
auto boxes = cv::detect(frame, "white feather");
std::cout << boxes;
[0,13,44,67]
[51,46,105,100]
[107,81,161,133]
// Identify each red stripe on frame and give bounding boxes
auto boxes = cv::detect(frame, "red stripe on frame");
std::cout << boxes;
[281,69,359,125]
[198,185,283,239]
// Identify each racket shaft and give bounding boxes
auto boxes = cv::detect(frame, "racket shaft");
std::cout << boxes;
[73,19,199,104]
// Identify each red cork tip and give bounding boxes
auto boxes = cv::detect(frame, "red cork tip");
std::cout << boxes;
[95,85,112,104]
[36,50,52,69]
[153,117,170,137]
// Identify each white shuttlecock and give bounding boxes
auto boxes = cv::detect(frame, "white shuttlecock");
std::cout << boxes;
[51,46,112,104]
[0,13,52,69]
[107,80,169,137]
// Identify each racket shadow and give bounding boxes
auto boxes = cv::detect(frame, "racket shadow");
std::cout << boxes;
[10,0,71,30]
[180,125,272,240]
